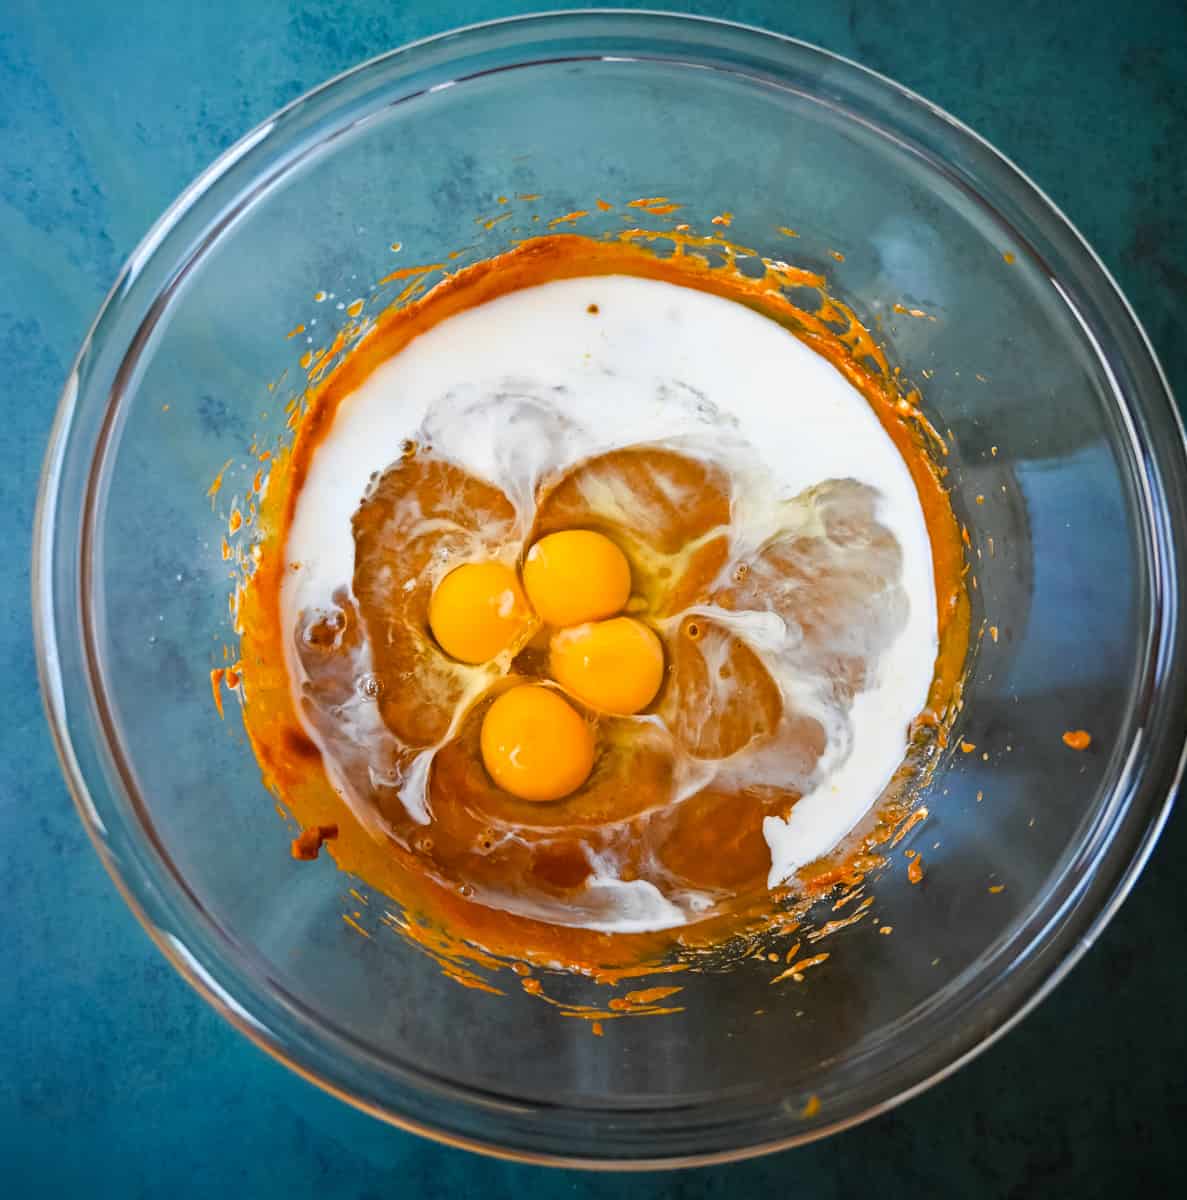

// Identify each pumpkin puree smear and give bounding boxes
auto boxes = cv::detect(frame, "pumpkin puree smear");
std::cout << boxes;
[228,218,969,1010]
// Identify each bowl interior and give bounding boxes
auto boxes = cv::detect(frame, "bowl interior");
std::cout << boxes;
[43,14,1185,1163]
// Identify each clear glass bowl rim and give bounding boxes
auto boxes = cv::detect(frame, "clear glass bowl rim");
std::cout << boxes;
[32,8,1187,1168]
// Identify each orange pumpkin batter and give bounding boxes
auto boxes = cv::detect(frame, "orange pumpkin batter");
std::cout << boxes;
[232,232,969,976]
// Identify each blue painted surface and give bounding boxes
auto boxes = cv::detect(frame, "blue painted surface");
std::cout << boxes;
[3,2,1184,1194]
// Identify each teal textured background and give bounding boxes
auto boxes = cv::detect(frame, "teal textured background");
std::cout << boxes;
[3,2,1185,1194]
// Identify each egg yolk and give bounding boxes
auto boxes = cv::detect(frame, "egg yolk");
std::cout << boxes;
[550,617,665,715]
[480,685,595,801]
[522,530,632,627]
[429,561,530,664]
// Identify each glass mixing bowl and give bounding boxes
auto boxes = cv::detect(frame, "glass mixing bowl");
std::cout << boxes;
[34,11,1187,1166]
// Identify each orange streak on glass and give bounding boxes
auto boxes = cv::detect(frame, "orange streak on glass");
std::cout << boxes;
[206,458,232,503]
[547,210,590,228]
[376,263,445,286]
[209,668,225,720]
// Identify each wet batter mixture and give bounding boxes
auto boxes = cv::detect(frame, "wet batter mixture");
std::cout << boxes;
[236,233,967,970]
